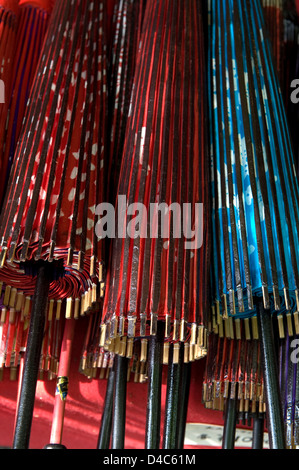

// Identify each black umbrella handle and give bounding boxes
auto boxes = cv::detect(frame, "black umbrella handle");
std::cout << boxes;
[222,386,238,450]
[162,343,181,449]
[111,355,128,450]
[252,414,265,450]
[256,298,286,449]
[13,262,52,449]
[97,365,116,449]
[176,349,191,449]
[145,321,164,449]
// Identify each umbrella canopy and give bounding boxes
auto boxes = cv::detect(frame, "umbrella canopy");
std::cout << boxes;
[101,0,210,361]
[79,0,148,380]
[208,0,299,328]
[205,0,299,449]
[262,0,299,172]
[0,0,109,449]
[107,0,146,207]
[0,0,108,321]
[0,0,20,204]
[0,0,55,207]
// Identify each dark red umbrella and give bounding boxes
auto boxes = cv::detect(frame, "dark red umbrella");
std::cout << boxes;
[99,0,209,449]
[0,0,109,448]
[0,0,55,207]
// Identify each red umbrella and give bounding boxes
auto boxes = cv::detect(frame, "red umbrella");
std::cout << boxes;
[0,0,108,448]
[101,0,209,358]
[0,0,107,325]
[0,0,20,204]
[0,0,55,206]
[99,0,209,449]
[79,0,147,381]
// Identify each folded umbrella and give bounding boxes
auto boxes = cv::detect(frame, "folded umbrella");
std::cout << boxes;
[0,0,20,205]
[0,0,55,207]
[100,0,209,449]
[205,0,299,449]
[0,0,108,448]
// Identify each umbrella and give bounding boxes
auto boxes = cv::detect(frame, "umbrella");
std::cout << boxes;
[0,0,20,205]
[206,0,299,449]
[75,0,148,449]
[262,0,299,172]
[0,0,55,208]
[0,0,108,448]
[100,0,209,449]
[0,0,55,384]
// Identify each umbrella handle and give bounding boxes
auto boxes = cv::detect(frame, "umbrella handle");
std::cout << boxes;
[176,354,191,449]
[222,385,238,449]
[13,262,51,449]
[252,414,265,450]
[97,365,115,449]
[162,343,181,449]
[111,354,128,450]
[255,298,286,449]
[145,321,164,450]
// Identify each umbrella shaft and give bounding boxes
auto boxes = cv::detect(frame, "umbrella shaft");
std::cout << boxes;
[145,322,164,449]
[177,361,191,449]
[252,416,264,450]
[13,263,50,449]
[111,355,128,449]
[163,344,181,449]
[97,367,115,449]
[222,394,238,449]
[50,396,66,445]
[256,299,286,449]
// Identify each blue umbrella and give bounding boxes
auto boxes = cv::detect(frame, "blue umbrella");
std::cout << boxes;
[207,0,299,449]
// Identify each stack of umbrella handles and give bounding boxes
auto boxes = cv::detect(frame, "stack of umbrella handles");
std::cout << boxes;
[11,261,284,450]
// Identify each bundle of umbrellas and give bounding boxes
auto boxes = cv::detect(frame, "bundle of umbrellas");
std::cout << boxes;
[0,0,109,448]
[1,0,299,452]
[0,0,210,450]
[204,0,299,450]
